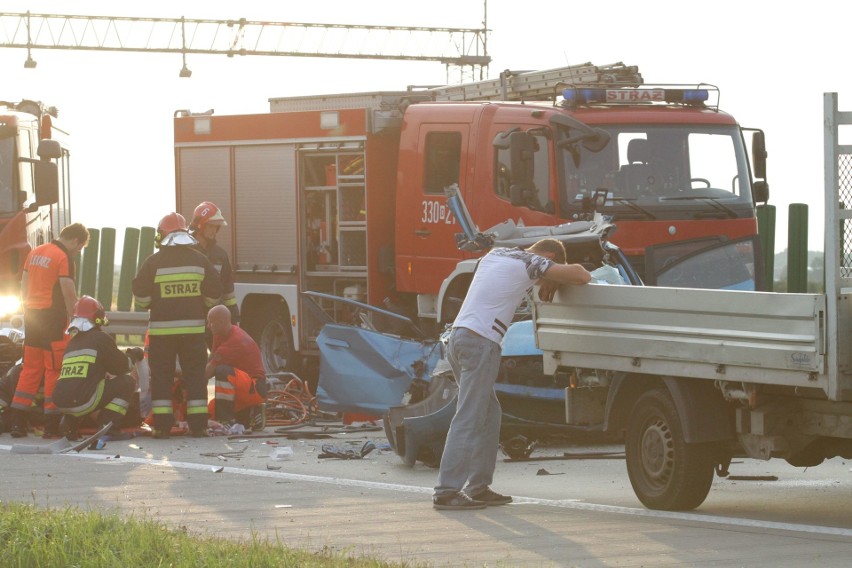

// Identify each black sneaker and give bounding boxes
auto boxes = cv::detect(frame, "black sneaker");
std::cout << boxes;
[433,492,487,510]
[468,488,513,506]
[189,428,209,438]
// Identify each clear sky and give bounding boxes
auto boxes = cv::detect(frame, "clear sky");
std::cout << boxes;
[2,0,851,254]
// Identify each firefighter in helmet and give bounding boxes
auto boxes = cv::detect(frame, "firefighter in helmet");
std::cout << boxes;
[53,296,136,440]
[189,201,239,324]
[132,212,222,438]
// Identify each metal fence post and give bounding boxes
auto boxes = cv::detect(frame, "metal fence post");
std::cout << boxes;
[97,228,116,309]
[79,228,99,297]
[134,226,156,311]
[756,204,776,291]
[116,227,140,311]
[787,203,809,293]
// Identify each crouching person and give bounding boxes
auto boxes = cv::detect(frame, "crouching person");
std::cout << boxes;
[206,305,268,433]
[53,296,135,440]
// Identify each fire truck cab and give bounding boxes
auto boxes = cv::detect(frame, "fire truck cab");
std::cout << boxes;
[173,63,768,375]
[0,100,70,325]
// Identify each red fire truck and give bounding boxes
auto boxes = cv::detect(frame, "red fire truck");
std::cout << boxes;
[0,100,70,327]
[173,63,768,374]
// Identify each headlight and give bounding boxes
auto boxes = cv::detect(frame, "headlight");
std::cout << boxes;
[0,295,21,318]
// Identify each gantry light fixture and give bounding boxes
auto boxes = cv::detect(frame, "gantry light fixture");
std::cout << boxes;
[179,58,192,78]
[23,50,37,68]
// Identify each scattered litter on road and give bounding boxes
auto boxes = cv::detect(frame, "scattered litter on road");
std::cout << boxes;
[200,447,247,459]
[266,464,282,470]
[505,451,625,463]
[269,446,294,460]
[212,466,224,473]
[727,475,778,481]
[129,444,142,450]
[536,468,565,476]
[274,504,292,508]
[227,424,383,441]
[318,440,376,460]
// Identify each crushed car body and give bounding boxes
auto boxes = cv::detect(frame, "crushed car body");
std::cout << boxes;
[313,185,642,466]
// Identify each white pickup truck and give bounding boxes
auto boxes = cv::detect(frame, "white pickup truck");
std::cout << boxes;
[532,92,852,511]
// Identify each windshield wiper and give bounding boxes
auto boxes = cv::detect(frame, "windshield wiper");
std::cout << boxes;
[605,197,656,220]
[659,195,738,219]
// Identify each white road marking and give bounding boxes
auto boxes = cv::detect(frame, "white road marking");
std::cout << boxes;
[2,444,850,538]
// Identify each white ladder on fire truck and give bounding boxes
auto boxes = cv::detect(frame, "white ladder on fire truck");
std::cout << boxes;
[428,62,643,102]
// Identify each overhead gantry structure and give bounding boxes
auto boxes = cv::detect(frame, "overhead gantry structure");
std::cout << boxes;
[0,11,490,82]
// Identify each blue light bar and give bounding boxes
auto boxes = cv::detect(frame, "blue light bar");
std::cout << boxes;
[562,88,606,105]
[681,89,709,103]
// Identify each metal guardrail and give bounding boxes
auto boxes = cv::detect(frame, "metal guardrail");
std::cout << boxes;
[105,311,149,336]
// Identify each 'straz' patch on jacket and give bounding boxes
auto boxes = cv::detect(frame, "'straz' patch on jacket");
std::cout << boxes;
[132,245,223,336]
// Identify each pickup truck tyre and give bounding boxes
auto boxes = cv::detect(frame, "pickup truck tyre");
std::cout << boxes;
[625,388,715,511]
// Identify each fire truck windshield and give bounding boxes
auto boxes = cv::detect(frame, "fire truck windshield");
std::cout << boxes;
[0,137,14,215]
[560,125,754,221]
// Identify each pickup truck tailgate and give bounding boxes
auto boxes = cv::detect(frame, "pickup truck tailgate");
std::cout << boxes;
[534,284,826,389]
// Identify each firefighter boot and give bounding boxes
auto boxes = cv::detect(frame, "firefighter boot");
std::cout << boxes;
[152,413,174,439]
[42,414,62,439]
[59,414,81,441]
[9,409,28,438]
[188,413,209,438]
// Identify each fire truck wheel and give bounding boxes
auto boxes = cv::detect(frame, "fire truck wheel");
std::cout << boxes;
[625,387,715,511]
[251,309,299,376]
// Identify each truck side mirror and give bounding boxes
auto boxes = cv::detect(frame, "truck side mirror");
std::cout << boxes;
[752,180,769,204]
[751,130,767,180]
[37,139,62,160]
[34,161,59,206]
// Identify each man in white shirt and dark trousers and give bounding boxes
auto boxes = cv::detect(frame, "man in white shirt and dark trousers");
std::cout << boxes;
[433,238,592,510]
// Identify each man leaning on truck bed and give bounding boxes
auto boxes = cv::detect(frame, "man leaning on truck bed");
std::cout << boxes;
[433,238,591,510]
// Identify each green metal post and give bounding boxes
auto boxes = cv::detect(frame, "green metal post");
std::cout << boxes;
[134,226,156,311]
[787,203,809,293]
[97,228,116,309]
[73,252,82,292]
[756,204,776,291]
[79,228,99,297]
[117,228,140,311]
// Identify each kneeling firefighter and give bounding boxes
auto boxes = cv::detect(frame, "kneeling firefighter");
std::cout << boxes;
[53,296,136,440]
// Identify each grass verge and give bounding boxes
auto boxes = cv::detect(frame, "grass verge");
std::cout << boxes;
[0,501,422,567]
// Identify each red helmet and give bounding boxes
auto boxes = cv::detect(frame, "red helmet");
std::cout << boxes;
[190,201,227,232]
[67,295,107,333]
[74,295,106,324]
[157,212,188,238]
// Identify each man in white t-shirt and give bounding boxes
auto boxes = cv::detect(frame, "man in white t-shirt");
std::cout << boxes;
[433,238,591,510]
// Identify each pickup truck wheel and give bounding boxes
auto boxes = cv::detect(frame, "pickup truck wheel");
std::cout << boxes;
[250,309,299,376]
[625,388,715,511]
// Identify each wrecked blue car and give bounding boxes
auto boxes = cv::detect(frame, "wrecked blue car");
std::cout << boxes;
[311,184,758,466]
[309,188,641,466]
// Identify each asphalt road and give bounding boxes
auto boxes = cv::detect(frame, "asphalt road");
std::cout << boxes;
[2,427,851,567]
